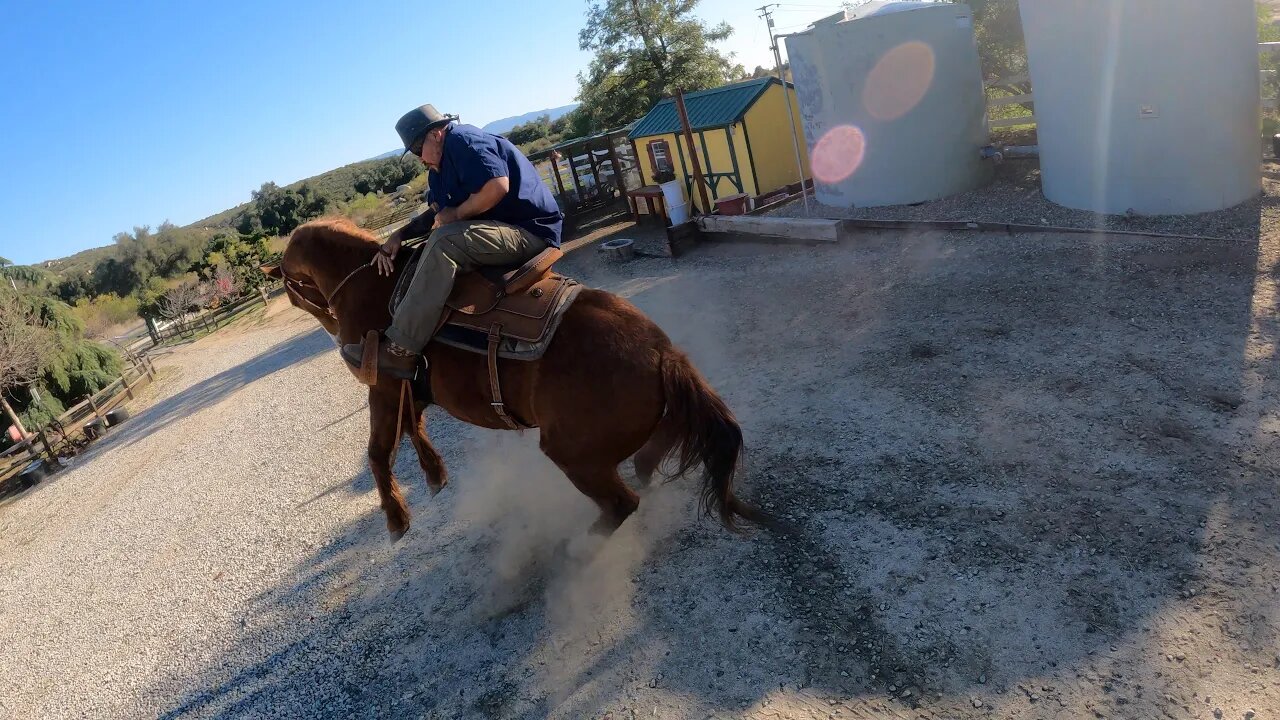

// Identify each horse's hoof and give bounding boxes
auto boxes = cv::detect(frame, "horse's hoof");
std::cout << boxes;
[389,526,408,543]
[428,483,445,497]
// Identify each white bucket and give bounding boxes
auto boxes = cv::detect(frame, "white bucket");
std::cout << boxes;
[667,201,690,225]
[658,178,684,208]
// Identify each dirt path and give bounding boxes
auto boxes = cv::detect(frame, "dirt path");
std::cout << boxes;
[1,229,1278,719]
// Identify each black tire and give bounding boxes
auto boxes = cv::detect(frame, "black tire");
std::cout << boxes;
[83,419,106,440]
[105,407,131,427]
[18,463,45,489]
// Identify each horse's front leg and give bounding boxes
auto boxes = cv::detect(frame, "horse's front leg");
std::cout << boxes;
[368,383,411,542]
[408,400,448,495]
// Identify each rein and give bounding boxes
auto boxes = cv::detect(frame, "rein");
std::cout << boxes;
[280,260,373,319]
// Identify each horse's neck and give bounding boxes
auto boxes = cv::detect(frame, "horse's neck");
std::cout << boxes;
[323,253,395,343]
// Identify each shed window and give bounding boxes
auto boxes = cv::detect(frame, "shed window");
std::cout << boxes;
[647,140,675,175]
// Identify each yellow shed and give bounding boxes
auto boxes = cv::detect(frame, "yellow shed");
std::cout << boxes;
[627,76,811,217]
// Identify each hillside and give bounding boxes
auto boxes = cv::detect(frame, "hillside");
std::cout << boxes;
[481,103,578,135]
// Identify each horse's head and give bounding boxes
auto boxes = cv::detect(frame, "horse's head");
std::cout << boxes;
[261,217,382,340]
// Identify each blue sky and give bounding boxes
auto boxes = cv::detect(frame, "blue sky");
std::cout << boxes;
[0,0,843,266]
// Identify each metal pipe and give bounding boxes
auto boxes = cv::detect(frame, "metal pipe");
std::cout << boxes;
[768,28,810,214]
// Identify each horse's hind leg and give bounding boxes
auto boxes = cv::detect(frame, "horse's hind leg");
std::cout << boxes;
[552,461,640,536]
[633,420,678,487]
[407,401,448,495]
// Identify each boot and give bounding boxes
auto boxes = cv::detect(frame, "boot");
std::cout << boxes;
[340,334,419,384]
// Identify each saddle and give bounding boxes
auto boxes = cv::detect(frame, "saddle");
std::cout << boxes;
[439,247,574,344]
[388,246,581,430]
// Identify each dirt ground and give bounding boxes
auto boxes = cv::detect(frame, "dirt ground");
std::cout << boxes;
[2,220,1280,719]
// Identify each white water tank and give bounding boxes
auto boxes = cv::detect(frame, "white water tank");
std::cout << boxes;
[785,1,991,208]
[1019,0,1261,215]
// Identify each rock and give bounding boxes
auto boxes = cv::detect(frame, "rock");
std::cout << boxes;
[1213,709,1222,720]
[972,697,983,708]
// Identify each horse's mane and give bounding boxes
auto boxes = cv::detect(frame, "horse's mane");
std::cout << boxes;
[286,216,380,273]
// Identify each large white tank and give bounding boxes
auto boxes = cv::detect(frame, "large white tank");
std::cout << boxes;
[785,1,991,208]
[1019,0,1260,215]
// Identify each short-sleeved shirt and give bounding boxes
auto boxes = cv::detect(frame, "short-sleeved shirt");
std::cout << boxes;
[426,123,564,247]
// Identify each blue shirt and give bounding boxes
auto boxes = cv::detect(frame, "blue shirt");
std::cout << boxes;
[426,123,564,247]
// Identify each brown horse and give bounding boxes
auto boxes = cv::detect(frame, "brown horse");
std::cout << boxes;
[264,216,765,541]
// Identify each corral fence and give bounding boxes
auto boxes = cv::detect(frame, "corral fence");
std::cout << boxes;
[133,282,284,351]
[0,356,157,487]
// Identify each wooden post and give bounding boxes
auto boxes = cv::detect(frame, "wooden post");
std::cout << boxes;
[566,148,585,209]
[629,139,645,185]
[123,372,134,400]
[87,394,101,423]
[0,394,28,439]
[674,89,712,215]
[550,157,568,198]
[37,430,61,469]
[606,134,628,195]
[586,142,602,195]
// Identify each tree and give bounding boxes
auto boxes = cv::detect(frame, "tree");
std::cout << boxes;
[0,290,56,437]
[575,0,744,133]
[235,181,332,237]
[507,114,554,146]
[157,279,203,322]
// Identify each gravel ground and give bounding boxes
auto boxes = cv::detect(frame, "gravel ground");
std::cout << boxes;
[768,158,1280,242]
[2,220,1280,719]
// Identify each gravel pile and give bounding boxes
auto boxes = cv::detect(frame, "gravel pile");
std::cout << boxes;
[767,158,1280,241]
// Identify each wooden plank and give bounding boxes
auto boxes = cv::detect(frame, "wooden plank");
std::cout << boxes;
[987,73,1029,87]
[698,215,840,242]
[988,116,1037,129]
[987,93,1034,107]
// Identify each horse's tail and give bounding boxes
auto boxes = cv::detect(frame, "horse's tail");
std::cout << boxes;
[659,348,771,532]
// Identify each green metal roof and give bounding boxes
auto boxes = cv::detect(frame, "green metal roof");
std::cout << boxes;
[627,77,779,140]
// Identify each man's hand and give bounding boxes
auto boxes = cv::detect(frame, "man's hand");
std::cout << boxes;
[432,206,460,229]
[373,235,402,276]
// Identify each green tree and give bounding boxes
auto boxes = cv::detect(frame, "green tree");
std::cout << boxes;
[236,181,331,237]
[507,114,554,146]
[575,0,744,133]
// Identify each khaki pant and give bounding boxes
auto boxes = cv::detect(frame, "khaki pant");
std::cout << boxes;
[386,219,547,352]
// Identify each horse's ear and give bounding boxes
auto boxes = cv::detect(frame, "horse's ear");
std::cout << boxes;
[260,264,282,279]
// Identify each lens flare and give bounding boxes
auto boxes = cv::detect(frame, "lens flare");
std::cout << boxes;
[810,125,866,184]
[862,41,936,121]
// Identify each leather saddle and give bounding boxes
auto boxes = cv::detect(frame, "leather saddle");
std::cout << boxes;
[438,246,572,344]
[388,246,578,430]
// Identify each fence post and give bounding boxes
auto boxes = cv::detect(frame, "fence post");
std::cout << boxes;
[87,395,101,423]
[123,371,134,400]
[37,430,62,470]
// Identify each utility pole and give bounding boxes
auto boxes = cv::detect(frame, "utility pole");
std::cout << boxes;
[758,3,810,215]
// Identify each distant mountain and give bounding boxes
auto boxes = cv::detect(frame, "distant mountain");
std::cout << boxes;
[481,103,579,135]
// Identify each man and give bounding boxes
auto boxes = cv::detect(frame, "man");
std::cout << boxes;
[340,104,563,379]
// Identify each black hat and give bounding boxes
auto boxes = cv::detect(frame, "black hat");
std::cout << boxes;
[396,104,456,156]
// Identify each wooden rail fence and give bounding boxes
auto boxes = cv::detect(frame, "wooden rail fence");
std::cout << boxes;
[0,357,157,485]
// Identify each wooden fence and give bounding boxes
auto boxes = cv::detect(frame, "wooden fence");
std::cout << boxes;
[0,357,157,485]
[986,73,1035,130]
[362,202,425,237]
[147,283,280,347]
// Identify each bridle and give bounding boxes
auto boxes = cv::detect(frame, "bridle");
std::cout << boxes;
[279,261,373,321]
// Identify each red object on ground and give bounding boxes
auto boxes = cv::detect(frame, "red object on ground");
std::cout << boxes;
[715,193,750,216]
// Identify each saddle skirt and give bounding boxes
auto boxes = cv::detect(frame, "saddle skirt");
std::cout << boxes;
[391,246,582,361]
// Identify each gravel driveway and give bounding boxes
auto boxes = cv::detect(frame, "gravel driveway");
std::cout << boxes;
[2,225,1279,719]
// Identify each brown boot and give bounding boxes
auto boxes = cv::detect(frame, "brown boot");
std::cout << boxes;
[340,334,419,384]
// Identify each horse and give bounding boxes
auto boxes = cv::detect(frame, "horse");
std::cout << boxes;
[263,216,766,542]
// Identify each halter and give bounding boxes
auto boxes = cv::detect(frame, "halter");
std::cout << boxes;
[279,261,372,320]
